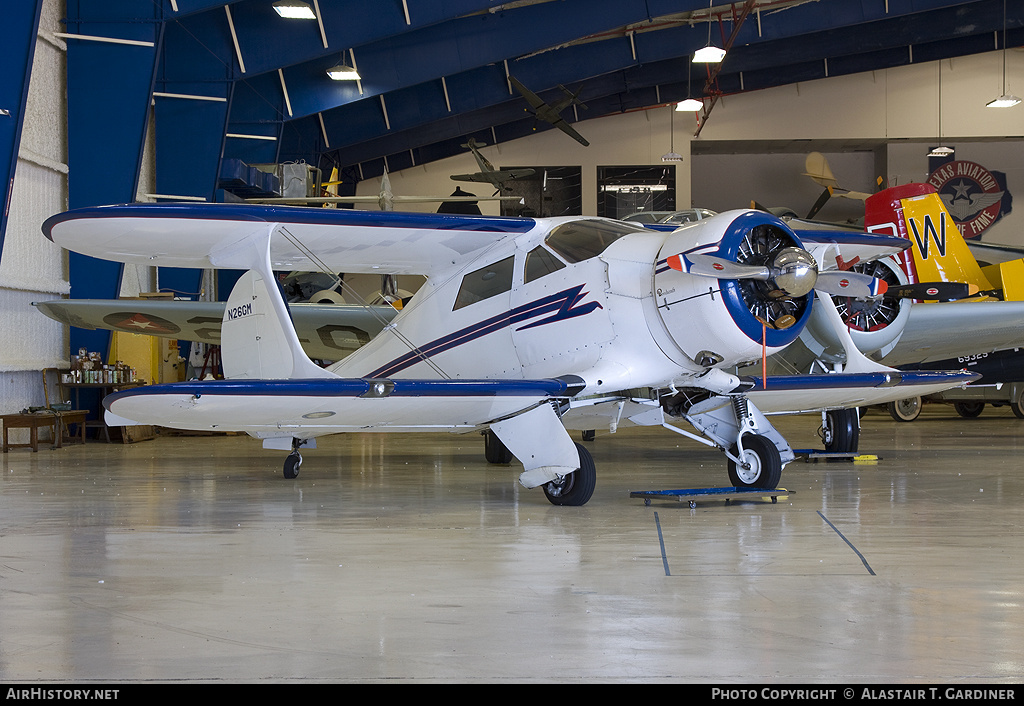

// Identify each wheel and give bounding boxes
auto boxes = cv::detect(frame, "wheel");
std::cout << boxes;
[887,397,922,422]
[1012,401,1024,419]
[542,443,596,506]
[823,408,860,453]
[953,401,985,418]
[727,434,782,489]
[581,429,596,442]
[483,429,514,464]
[283,451,301,479]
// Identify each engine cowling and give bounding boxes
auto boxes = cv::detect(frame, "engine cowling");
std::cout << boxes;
[651,210,814,368]
[802,256,912,363]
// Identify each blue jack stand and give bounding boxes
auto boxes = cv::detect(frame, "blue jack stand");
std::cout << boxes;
[629,486,793,508]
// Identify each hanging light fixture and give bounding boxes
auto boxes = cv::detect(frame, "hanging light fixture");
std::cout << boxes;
[676,58,703,111]
[693,2,726,63]
[928,61,954,158]
[273,1,316,20]
[663,105,683,162]
[987,0,1021,108]
[327,54,361,81]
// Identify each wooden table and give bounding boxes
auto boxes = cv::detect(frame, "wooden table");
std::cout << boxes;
[2,410,88,452]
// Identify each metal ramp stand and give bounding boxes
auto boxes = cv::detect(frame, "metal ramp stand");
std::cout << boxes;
[629,486,793,508]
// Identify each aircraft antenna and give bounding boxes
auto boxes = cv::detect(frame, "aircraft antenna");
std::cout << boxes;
[275,225,453,379]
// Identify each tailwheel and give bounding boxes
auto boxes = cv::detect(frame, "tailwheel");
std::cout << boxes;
[727,434,782,489]
[283,451,301,479]
[542,442,596,506]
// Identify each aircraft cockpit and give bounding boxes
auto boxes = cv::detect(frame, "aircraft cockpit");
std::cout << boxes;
[543,219,646,263]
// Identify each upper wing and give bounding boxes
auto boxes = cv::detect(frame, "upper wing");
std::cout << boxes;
[794,229,908,266]
[42,204,537,276]
[881,300,1024,366]
[33,298,397,361]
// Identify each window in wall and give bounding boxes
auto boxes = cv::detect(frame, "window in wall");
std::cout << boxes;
[498,167,583,217]
[597,166,677,220]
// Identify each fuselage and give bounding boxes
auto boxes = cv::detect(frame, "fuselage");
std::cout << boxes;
[329,213,797,395]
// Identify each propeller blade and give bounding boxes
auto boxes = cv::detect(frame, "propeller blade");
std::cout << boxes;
[889,282,980,301]
[816,270,888,298]
[805,186,833,219]
[668,252,770,280]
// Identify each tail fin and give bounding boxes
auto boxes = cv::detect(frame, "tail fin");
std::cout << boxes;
[865,183,1005,298]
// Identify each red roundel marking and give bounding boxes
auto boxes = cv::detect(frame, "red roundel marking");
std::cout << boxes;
[712,262,725,271]
[839,279,850,288]
[926,287,939,296]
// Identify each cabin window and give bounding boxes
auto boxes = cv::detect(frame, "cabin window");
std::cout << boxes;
[544,219,645,263]
[524,246,566,284]
[453,256,515,310]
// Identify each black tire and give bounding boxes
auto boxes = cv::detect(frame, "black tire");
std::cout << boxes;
[542,443,596,506]
[727,434,782,489]
[823,408,860,454]
[484,429,514,464]
[1012,401,1024,419]
[283,452,301,479]
[581,429,596,442]
[888,397,922,422]
[954,401,985,418]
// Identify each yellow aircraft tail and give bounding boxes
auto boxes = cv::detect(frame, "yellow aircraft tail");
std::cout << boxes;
[864,183,1023,301]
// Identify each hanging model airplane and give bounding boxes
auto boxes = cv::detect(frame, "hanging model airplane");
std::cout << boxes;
[509,76,590,147]
[41,204,979,505]
[247,169,522,211]
[449,138,536,194]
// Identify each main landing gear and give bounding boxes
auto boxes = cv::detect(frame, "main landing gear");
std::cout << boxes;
[542,443,596,506]
[482,430,596,506]
[727,434,782,489]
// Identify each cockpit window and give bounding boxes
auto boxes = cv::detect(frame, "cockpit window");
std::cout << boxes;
[544,219,645,263]
[453,256,515,310]
[524,246,566,284]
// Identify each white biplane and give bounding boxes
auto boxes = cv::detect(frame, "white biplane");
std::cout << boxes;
[42,205,977,505]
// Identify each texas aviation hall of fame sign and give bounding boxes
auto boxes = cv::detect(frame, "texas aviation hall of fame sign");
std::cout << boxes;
[927,160,1013,239]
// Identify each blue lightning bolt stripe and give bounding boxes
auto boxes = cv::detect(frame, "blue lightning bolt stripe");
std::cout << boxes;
[367,284,603,378]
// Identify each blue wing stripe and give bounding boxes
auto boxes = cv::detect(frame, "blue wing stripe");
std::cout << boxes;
[104,378,573,407]
[748,370,979,391]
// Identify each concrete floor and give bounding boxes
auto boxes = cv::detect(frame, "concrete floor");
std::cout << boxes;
[1,405,1023,683]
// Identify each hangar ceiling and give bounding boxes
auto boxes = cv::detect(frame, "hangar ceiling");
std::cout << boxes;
[61,0,1024,195]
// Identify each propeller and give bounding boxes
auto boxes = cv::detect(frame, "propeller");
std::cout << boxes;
[888,281,980,301]
[668,246,889,300]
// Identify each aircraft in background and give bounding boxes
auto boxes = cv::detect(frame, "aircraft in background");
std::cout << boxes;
[248,169,522,211]
[43,204,976,505]
[860,183,1024,420]
[509,76,590,147]
[449,138,535,194]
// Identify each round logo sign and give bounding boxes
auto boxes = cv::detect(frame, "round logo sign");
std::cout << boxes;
[102,312,182,335]
[927,160,1007,239]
